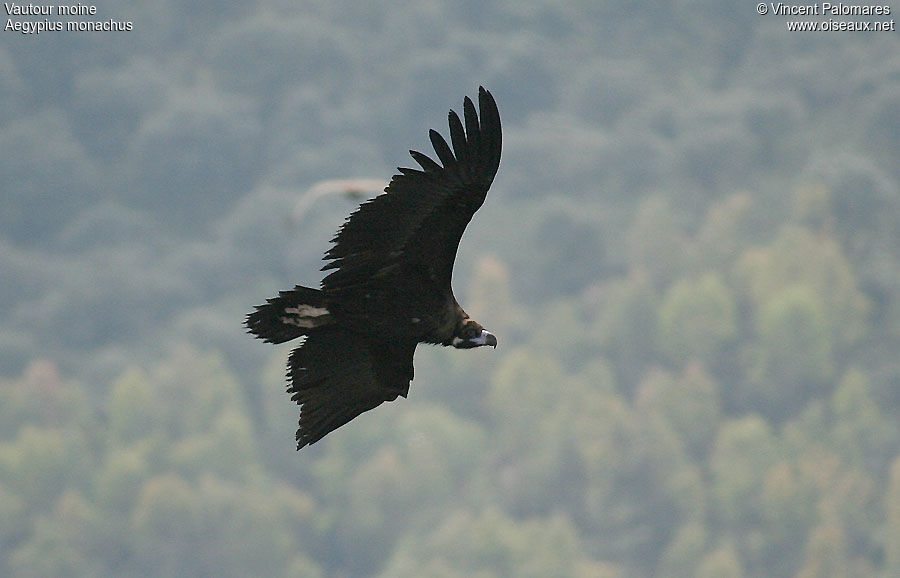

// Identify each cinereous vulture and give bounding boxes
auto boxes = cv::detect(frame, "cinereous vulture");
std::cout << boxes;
[246,87,501,449]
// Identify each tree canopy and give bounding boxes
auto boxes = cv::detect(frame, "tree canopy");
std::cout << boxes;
[2,0,899,575]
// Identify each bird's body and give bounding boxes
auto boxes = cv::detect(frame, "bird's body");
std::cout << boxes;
[247,87,501,449]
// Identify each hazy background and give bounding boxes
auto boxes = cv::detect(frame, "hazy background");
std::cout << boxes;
[2,1,900,576]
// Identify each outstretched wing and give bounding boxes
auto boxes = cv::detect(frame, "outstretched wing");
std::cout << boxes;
[321,87,501,292]
[287,327,417,448]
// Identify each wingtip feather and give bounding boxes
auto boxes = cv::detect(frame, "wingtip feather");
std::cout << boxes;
[429,129,456,167]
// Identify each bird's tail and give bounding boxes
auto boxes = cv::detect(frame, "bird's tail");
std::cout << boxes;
[245,285,333,344]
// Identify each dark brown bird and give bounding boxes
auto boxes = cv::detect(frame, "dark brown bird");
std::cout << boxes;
[246,87,501,449]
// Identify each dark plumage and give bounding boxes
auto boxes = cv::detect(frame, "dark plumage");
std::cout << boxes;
[246,87,502,449]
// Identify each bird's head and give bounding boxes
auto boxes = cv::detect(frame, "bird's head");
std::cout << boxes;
[450,319,497,349]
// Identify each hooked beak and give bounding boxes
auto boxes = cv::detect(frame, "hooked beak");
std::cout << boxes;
[472,329,497,348]
[451,329,498,349]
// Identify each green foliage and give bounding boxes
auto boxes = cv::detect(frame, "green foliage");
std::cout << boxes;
[381,508,586,578]
[656,521,708,578]
[0,351,325,578]
[887,456,900,575]
[592,273,658,391]
[696,543,744,578]
[756,285,833,381]
[635,363,722,461]
[830,369,896,472]
[8,491,105,578]
[3,0,900,575]
[658,272,736,365]
[734,226,870,351]
[743,285,834,419]
[710,416,780,527]
[106,368,158,448]
[132,475,319,578]
[625,195,689,288]
[3,202,899,576]
[0,426,91,515]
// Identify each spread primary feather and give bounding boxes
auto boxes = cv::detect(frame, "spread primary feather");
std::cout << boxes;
[246,87,501,449]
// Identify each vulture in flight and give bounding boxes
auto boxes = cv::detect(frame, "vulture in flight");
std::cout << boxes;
[246,87,502,449]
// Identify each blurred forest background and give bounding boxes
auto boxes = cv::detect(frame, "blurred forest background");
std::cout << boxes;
[2,0,900,576]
